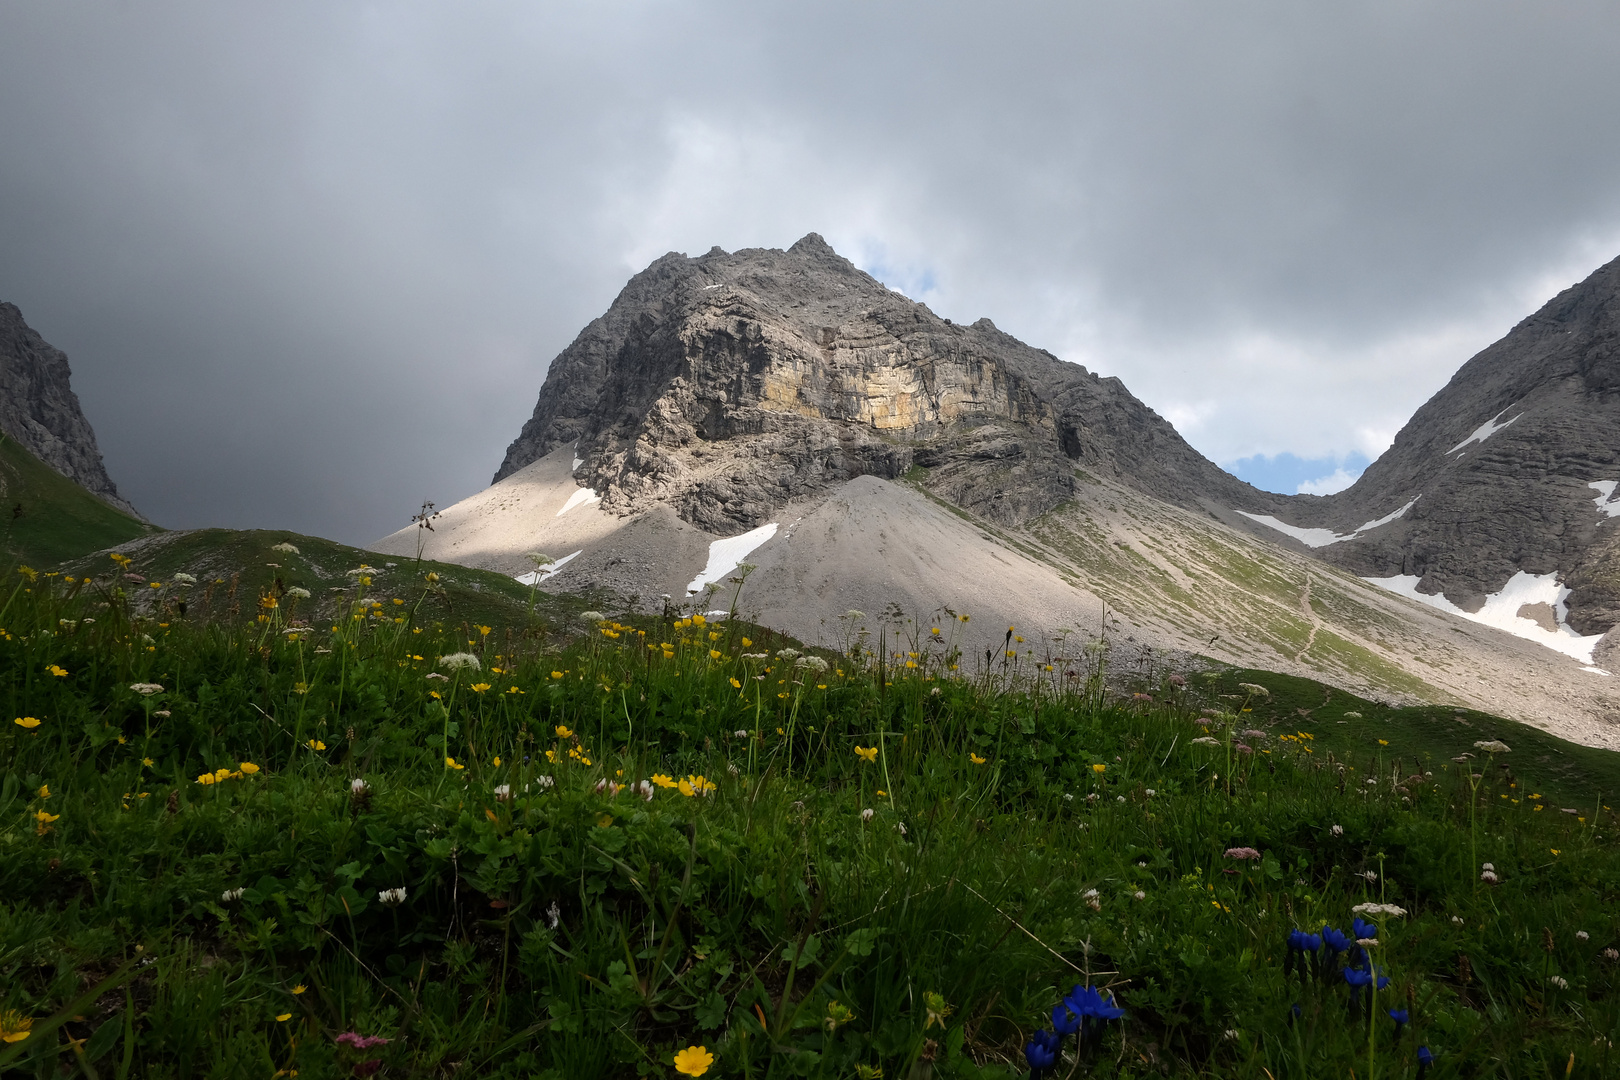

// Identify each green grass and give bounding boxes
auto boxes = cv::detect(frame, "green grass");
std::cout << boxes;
[3,569,1620,1079]
[0,435,156,568]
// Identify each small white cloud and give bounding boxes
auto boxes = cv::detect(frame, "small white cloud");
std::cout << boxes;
[1297,467,1361,495]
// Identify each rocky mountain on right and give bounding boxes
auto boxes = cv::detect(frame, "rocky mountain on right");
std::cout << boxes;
[1240,255,1620,669]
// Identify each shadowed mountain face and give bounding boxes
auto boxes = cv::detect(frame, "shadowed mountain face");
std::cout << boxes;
[0,302,140,519]
[1251,257,1620,644]
[496,235,1270,533]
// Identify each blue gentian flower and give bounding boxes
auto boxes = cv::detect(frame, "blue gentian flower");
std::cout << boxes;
[1388,1008,1409,1031]
[1066,984,1125,1022]
[1352,917,1378,940]
[1050,1002,1080,1037]
[1321,925,1350,953]
[1025,1030,1059,1072]
[1287,929,1322,952]
[1417,1046,1434,1077]
[1343,967,1372,990]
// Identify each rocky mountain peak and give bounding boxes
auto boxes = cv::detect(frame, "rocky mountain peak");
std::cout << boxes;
[0,303,139,518]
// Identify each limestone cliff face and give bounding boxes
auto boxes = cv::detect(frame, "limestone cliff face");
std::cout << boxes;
[498,235,1260,533]
[0,303,139,518]
[1281,256,1620,635]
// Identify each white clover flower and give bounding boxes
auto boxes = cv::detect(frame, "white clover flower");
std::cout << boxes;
[1082,888,1099,898]
[271,543,301,554]
[351,779,370,795]
[1473,740,1512,754]
[1604,948,1619,961]
[1452,916,1465,925]
[285,587,311,600]
[895,822,907,836]
[734,729,749,738]
[437,652,481,672]
[1481,862,1495,872]
[494,785,512,802]
[1331,824,1344,836]
[1351,902,1407,918]
[172,572,197,585]
[1133,890,1146,901]
[378,887,407,906]
[222,887,245,902]
[1063,793,1074,802]
[1577,931,1590,941]
[130,682,164,696]
[860,808,875,822]
[1549,975,1569,990]
[636,780,654,802]
[1480,870,1500,884]
[1117,795,1126,803]
[536,775,555,790]
[1145,788,1156,797]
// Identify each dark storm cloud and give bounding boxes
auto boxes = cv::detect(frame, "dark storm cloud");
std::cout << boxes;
[3,1,1620,541]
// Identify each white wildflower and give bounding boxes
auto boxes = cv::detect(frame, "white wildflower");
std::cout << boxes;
[776,648,801,660]
[221,887,245,902]
[636,780,655,802]
[1480,870,1500,884]
[734,729,749,738]
[1117,795,1126,802]
[172,572,197,585]
[285,586,311,599]
[1238,682,1271,698]
[1481,862,1494,871]
[1473,740,1512,754]
[1133,890,1146,901]
[1331,824,1344,836]
[130,682,164,696]
[271,543,301,554]
[1351,902,1407,918]
[426,671,450,682]
[378,887,407,906]
[344,565,376,577]
[1357,938,1379,949]
[580,611,605,623]
[535,775,555,790]
[1577,931,1590,941]
[1604,948,1619,961]
[842,609,865,620]
[895,822,907,836]
[795,655,830,673]
[350,779,370,795]
[1343,710,1362,719]
[1549,975,1569,990]
[494,784,512,802]
[860,808,875,822]
[1144,789,1156,797]
[1191,736,1220,746]
[437,652,481,672]
[546,900,561,929]
[1452,916,1465,925]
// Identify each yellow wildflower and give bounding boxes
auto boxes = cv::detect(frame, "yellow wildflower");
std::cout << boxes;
[469,683,491,693]
[307,739,326,750]
[710,649,722,660]
[555,725,573,739]
[1378,739,1389,746]
[854,745,878,764]
[741,637,752,647]
[673,1045,714,1076]
[0,1010,32,1043]
[651,774,678,789]
[596,813,613,828]
[34,810,59,824]
[729,677,742,689]
[1092,763,1106,774]
[445,757,465,770]
[276,1013,292,1022]
[291,984,306,995]
[196,773,216,785]
[14,717,40,729]
[970,753,986,765]
[239,762,260,775]
[37,784,50,799]
[493,756,502,767]
[46,664,68,677]
[143,757,154,766]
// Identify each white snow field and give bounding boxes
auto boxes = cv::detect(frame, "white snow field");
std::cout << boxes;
[1364,571,1605,667]
[1447,406,1522,454]
[1236,497,1418,549]
[1590,480,1620,519]
[685,523,778,596]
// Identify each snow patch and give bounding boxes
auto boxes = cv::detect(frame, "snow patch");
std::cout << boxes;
[1363,571,1604,664]
[556,488,600,517]
[1590,480,1620,519]
[685,523,778,595]
[1583,666,1612,677]
[513,550,582,585]
[1236,496,1418,549]
[1448,407,1521,454]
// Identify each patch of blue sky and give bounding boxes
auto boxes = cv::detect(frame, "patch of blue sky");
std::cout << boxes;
[1225,451,1370,496]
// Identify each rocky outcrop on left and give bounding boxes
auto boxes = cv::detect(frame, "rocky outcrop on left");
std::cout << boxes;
[0,303,139,518]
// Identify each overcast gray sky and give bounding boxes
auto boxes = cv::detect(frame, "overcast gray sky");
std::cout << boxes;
[4,1,1620,545]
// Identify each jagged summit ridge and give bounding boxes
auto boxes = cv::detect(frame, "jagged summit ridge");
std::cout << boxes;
[497,234,1265,534]
[0,303,139,518]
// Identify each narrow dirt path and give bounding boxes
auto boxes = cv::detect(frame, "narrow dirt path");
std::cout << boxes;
[1296,574,1321,661]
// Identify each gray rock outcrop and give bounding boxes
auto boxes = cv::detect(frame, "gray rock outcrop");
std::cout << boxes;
[0,302,139,517]
[498,234,1270,534]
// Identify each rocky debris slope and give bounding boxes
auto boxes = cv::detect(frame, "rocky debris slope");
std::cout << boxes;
[497,235,1270,534]
[0,303,139,518]
[1225,257,1620,652]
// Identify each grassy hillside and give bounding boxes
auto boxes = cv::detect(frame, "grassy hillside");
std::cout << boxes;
[0,434,155,567]
[62,527,592,634]
[3,570,1618,1078]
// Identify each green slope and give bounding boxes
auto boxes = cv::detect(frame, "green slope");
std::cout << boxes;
[0,434,156,567]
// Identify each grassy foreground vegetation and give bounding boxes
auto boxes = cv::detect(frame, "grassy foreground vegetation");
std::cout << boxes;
[3,552,1620,1079]
[0,435,155,567]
